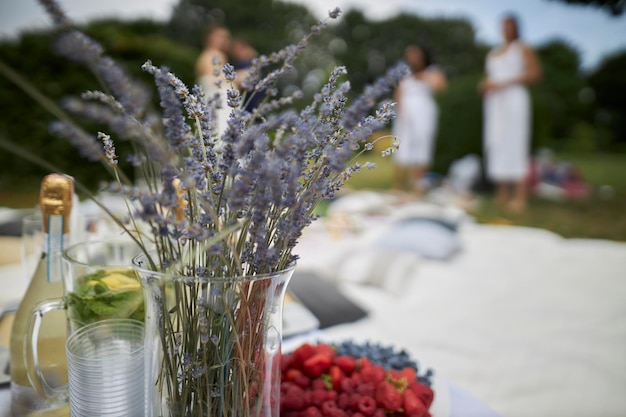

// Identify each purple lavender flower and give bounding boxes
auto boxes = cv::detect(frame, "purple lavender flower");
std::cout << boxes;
[98,132,117,166]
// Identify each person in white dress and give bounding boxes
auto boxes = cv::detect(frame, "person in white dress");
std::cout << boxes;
[392,45,447,194]
[196,25,232,135]
[479,15,541,213]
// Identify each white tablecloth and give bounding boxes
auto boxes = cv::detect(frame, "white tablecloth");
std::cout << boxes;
[2,193,625,417]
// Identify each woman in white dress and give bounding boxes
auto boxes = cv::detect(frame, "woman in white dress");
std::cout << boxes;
[480,15,541,213]
[392,45,447,194]
[196,25,232,135]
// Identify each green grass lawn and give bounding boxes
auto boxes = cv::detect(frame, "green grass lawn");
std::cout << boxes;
[346,150,626,242]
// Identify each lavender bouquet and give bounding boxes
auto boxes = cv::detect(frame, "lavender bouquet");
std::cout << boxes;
[3,1,408,416]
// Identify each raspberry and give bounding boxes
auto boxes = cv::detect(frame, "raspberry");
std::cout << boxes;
[334,356,357,375]
[321,400,338,416]
[375,381,402,411]
[352,413,366,417]
[350,372,362,385]
[311,389,330,406]
[409,383,434,409]
[403,387,428,417]
[337,392,350,409]
[347,393,362,411]
[282,353,294,372]
[328,409,349,417]
[282,384,306,411]
[300,406,324,417]
[303,354,333,378]
[340,377,356,394]
[312,378,327,391]
[355,382,376,398]
[372,409,386,417]
[303,391,313,408]
[357,396,376,416]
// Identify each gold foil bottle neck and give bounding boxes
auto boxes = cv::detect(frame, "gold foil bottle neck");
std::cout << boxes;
[40,174,74,233]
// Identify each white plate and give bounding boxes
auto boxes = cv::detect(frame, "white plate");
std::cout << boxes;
[429,374,451,417]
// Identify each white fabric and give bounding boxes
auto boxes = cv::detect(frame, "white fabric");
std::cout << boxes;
[295,197,626,417]
[198,75,230,135]
[483,42,531,181]
[392,74,438,166]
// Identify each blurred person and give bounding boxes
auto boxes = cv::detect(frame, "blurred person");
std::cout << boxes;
[392,44,447,195]
[479,14,542,213]
[230,38,264,112]
[196,24,232,133]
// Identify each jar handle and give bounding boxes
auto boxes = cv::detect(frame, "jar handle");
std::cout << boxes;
[24,298,68,402]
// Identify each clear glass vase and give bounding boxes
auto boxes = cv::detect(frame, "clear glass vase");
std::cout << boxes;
[133,253,295,417]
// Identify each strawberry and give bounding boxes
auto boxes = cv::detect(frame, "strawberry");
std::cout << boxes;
[285,368,305,382]
[316,343,336,360]
[403,387,428,417]
[293,343,317,366]
[359,357,373,370]
[400,368,417,385]
[329,365,345,391]
[361,365,385,384]
[303,354,333,378]
[334,356,357,375]
[375,381,402,411]
[409,383,434,409]
[284,369,311,388]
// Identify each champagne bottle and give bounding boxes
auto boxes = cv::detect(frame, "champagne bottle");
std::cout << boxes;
[10,174,73,416]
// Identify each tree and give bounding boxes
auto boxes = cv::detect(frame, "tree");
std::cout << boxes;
[547,0,625,16]
[588,50,626,145]
[534,40,591,147]
[166,0,315,53]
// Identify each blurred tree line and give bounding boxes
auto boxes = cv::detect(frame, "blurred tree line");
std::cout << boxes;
[0,0,624,192]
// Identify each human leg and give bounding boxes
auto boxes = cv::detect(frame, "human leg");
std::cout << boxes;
[508,179,527,214]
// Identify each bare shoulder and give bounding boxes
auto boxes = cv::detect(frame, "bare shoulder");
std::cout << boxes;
[424,67,447,90]
[516,41,536,55]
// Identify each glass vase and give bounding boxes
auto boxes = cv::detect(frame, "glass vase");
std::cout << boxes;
[133,253,296,417]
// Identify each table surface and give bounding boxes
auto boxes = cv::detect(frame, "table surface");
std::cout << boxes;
[0,202,508,417]
[0,255,500,417]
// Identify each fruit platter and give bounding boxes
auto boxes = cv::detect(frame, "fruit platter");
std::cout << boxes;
[281,341,444,417]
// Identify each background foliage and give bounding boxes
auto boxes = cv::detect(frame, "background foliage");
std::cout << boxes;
[0,0,624,193]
